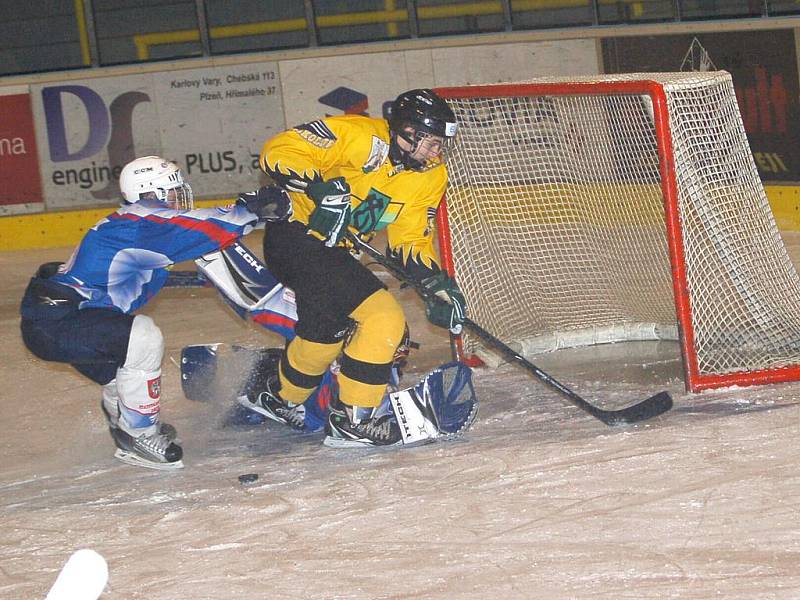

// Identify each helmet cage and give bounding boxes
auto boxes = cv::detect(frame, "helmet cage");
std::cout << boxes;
[152,177,194,211]
[394,126,452,172]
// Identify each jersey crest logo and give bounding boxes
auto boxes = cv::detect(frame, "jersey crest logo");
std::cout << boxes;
[362,136,389,173]
[147,376,162,399]
[294,120,337,149]
[351,188,403,233]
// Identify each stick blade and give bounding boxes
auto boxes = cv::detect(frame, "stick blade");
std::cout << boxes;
[599,391,673,426]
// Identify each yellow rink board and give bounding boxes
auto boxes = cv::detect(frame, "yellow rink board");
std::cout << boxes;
[1,187,800,251]
[447,183,800,231]
[447,182,666,227]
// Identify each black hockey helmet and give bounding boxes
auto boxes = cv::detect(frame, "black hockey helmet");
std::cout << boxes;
[388,89,457,172]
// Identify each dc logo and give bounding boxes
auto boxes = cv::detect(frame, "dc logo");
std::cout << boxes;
[41,85,150,199]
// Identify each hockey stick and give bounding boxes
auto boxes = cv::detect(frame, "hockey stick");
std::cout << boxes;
[46,549,108,600]
[347,234,673,426]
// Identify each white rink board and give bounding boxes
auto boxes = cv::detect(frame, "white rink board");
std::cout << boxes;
[278,51,418,124]
[31,73,161,209]
[278,39,599,125]
[30,64,285,210]
[16,38,598,212]
[153,63,284,196]
[431,39,599,86]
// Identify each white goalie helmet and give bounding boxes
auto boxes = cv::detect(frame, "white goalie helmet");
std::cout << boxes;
[119,155,194,210]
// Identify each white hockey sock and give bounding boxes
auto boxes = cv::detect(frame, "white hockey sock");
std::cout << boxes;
[116,315,164,437]
[116,367,161,436]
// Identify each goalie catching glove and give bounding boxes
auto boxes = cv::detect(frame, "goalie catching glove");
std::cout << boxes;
[306,177,351,247]
[237,186,292,222]
[420,271,467,334]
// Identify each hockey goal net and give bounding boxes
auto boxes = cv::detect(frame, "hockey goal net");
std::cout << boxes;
[435,71,800,392]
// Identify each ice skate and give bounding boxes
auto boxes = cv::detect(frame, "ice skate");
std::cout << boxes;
[324,397,401,448]
[236,372,306,431]
[109,426,184,471]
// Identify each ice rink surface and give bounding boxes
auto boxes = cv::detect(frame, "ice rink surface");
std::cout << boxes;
[2,231,799,599]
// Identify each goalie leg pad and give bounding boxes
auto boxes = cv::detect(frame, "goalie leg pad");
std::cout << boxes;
[181,344,224,402]
[181,343,333,432]
[181,343,264,402]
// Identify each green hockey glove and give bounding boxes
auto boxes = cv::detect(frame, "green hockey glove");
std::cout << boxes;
[420,271,467,334]
[306,177,351,248]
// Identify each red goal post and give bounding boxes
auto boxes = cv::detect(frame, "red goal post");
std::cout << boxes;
[434,72,800,392]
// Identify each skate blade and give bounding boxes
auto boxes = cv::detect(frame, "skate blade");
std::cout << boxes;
[114,449,184,471]
[236,394,292,427]
[322,435,404,449]
[236,396,278,425]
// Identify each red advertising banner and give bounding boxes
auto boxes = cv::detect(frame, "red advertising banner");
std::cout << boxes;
[602,30,800,182]
[0,91,43,206]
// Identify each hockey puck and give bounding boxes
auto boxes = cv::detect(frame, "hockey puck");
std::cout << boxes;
[238,473,259,485]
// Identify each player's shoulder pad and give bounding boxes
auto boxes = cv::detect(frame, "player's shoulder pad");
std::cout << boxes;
[290,114,382,147]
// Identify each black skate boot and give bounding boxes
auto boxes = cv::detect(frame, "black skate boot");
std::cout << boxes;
[236,371,306,431]
[109,427,184,471]
[324,397,402,448]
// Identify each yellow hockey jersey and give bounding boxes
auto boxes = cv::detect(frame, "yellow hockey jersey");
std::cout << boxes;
[259,114,448,271]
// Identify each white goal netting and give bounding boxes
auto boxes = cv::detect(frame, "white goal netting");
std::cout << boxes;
[439,72,800,389]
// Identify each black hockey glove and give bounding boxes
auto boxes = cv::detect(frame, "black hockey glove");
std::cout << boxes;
[306,177,351,248]
[237,186,292,222]
[420,271,467,334]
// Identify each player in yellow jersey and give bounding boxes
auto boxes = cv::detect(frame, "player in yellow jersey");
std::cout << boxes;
[237,89,467,447]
